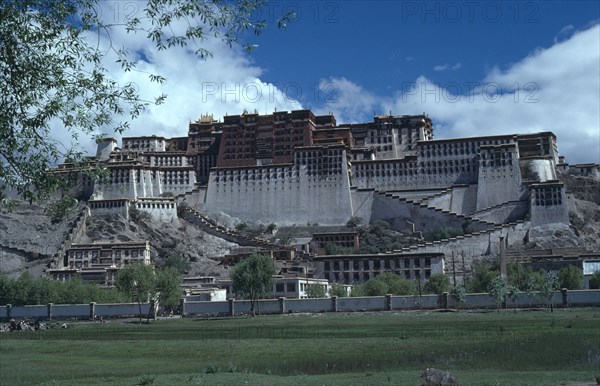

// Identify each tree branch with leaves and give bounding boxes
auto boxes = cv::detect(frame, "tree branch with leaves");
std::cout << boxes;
[0,0,293,203]
[230,253,275,316]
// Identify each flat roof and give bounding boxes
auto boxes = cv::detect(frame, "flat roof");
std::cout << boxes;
[313,252,444,260]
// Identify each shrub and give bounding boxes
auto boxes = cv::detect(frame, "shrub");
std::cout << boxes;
[129,207,152,222]
[424,226,463,242]
[568,211,585,229]
[235,222,248,231]
[346,216,362,227]
[467,262,499,293]
[330,284,348,297]
[424,274,450,295]
[451,284,467,309]
[557,265,583,290]
[362,272,416,296]
[305,284,326,298]
[487,276,507,313]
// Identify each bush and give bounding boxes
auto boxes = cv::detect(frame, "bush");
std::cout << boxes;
[424,274,450,295]
[0,273,123,306]
[569,211,585,229]
[451,284,467,308]
[424,226,463,242]
[305,284,326,298]
[557,265,583,290]
[235,222,248,231]
[467,262,499,293]
[346,216,362,227]
[129,207,152,223]
[362,272,416,296]
[330,284,348,297]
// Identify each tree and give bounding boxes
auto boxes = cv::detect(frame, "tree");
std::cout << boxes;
[230,253,275,316]
[116,263,156,323]
[0,0,292,203]
[363,278,389,296]
[424,274,450,295]
[116,263,182,321]
[330,284,348,298]
[362,272,416,296]
[540,271,560,311]
[450,283,467,311]
[305,284,326,298]
[0,272,122,306]
[590,271,600,289]
[507,263,544,292]
[557,266,583,290]
[467,262,499,293]
[265,223,277,234]
[155,267,182,308]
[164,255,190,275]
[523,274,541,309]
[487,276,507,313]
[507,286,520,310]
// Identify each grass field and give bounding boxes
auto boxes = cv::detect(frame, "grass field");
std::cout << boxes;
[1,309,599,385]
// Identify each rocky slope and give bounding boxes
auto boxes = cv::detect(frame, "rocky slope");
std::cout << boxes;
[1,173,599,278]
[0,202,236,278]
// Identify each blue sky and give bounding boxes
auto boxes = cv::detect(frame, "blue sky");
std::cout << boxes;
[63,0,600,164]
[250,1,598,104]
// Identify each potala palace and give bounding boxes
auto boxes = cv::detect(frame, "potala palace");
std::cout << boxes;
[46,110,600,288]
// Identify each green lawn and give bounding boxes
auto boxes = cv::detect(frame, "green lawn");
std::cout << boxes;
[1,309,599,385]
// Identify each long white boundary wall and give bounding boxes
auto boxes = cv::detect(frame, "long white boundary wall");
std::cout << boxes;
[1,290,597,320]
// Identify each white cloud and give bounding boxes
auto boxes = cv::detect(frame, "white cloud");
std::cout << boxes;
[52,3,302,157]
[310,77,379,124]
[318,24,599,164]
[433,62,462,72]
[52,5,599,166]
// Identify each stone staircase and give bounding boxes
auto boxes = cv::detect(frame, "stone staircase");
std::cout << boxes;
[470,199,529,223]
[390,219,527,254]
[375,190,498,232]
[174,184,204,204]
[394,186,456,206]
[47,206,90,269]
[178,206,278,249]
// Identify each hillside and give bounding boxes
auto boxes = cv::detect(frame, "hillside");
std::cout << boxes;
[1,173,599,279]
[0,202,236,278]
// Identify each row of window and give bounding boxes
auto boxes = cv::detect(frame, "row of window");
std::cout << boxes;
[135,202,175,209]
[324,258,432,271]
[326,269,432,284]
[71,249,146,259]
[89,201,127,209]
[421,138,511,152]
[533,188,563,206]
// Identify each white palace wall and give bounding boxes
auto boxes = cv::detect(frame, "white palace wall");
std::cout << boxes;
[476,145,525,211]
[93,167,196,200]
[205,150,353,225]
[89,198,177,221]
[133,198,178,221]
